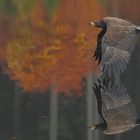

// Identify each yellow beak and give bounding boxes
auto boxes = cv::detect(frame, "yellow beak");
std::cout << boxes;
[88,123,96,130]
[89,22,95,27]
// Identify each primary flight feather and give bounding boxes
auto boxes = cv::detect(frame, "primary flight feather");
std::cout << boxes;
[89,79,140,135]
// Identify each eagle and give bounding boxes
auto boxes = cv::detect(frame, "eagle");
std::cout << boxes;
[89,79,140,135]
[90,17,140,78]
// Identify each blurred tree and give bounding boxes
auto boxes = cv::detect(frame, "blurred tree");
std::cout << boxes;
[13,0,36,20]
[98,0,108,5]
[0,1,104,140]
[1,0,103,93]
[44,0,60,16]
[12,85,21,139]
[49,86,58,140]
[0,0,17,16]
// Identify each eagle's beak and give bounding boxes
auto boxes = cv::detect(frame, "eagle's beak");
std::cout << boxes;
[89,21,95,27]
[88,123,96,130]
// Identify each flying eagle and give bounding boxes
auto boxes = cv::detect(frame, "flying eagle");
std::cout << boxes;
[89,79,140,135]
[90,17,140,77]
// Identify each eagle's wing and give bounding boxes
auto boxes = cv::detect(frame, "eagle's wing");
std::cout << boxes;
[101,81,137,133]
[101,25,140,77]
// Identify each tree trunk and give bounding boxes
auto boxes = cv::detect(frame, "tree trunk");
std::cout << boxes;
[86,73,100,140]
[49,86,58,140]
[12,84,21,139]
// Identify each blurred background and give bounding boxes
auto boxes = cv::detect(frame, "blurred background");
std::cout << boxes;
[0,0,140,140]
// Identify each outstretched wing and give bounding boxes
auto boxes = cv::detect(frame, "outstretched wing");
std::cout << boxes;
[101,81,137,134]
[101,24,140,77]
[93,79,109,124]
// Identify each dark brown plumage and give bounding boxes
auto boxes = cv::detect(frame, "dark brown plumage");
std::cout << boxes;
[90,17,140,78]
[89,79,140,135]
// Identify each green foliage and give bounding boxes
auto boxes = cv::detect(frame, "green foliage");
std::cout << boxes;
[21,0,35,14]
[43,0,60,15]
[14,0,36,16]
[98,0,108,5]
[0,0,35,16]
[0,0,17,16]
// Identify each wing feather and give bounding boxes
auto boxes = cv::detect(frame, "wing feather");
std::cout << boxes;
[101,47,131,77]
[101,81,137,132]
[92,79,138,134]
[101,24,139,77]
[102,82,131,109]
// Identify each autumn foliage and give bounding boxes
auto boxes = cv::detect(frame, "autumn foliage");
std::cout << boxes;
[0,0,104,93]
